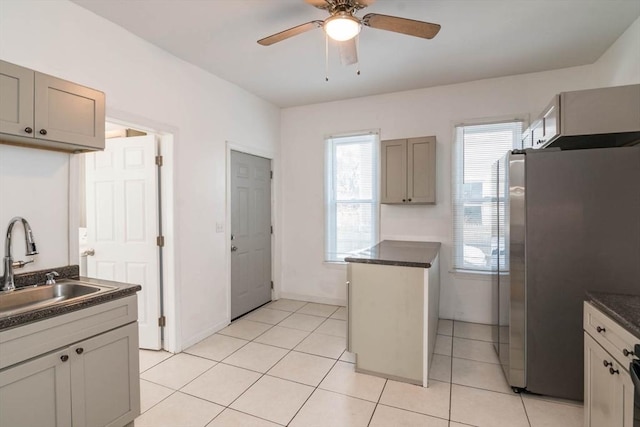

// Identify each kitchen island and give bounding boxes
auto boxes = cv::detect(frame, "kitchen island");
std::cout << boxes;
[345,240,440,387]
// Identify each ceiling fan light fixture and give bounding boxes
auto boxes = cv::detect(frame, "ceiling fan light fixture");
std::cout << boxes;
[324,13,361,41]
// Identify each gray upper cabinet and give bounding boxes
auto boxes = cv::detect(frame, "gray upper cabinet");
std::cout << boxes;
[0,60,105,152]
[381,136,436,204]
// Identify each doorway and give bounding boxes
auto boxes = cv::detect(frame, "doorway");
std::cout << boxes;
[79,122,167,350]
[230,150,272,320]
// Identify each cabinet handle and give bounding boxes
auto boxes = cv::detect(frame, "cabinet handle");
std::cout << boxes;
[39,129,47,135]
[408,198,412,202]
[75,348,84,355]
[60,355,69,362]
[623,348,635,357]
[603,360,613,367]
[24,127,33,134]
[402,199,406,202]
[609,367,619,375]
[596,326,606,333]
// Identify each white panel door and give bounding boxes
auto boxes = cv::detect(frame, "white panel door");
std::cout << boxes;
[85,135,161,349]
[230,151,272,319]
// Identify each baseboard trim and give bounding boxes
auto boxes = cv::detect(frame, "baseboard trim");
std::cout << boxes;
[279,292,346,307]
[179,318,230,351]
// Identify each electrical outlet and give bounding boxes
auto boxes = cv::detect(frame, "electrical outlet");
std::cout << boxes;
[215,222,224,233]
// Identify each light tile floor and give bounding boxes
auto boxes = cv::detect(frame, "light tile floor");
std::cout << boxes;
[136,300,583,427]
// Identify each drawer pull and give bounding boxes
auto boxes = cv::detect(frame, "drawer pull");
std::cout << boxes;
[623,348,635,357]
[609,367,619,375]
[596,326,606,333]
[60,355,69,362]
[75,348,84,355]
[603,360,613,367]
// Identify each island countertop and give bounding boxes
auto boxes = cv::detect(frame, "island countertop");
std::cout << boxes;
[344,240,441,268]
[586,291,640,339]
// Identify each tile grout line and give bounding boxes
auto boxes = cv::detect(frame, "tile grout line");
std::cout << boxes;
[366,378,388,427]
[520,392,533,427]
[283,349,342,425]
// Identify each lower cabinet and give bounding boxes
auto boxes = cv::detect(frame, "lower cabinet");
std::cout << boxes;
[584,333,634,427]
[0,322,140,427]
[583,301,637,427]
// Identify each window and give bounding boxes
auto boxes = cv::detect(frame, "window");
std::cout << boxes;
[452,120,523,271]
[325,132,379,262]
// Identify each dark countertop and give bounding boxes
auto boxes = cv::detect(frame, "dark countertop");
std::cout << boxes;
[0,266,141,331]
[344,240,441,268]
[586,291,640,339]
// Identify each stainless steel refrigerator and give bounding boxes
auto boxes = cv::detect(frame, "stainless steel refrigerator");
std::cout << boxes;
[492,146,640,401]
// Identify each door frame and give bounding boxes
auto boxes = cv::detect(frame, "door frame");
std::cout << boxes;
[226,142,277,324]
[69,110,179,353]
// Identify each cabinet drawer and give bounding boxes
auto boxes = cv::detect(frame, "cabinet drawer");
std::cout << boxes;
[584,301,637,367]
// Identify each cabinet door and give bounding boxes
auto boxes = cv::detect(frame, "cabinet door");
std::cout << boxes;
[531,119,544,148]
[0,349,72,427]
[70,322,140,427]
[521,128,533,149]
[34,72,105,150]
[407,136,436,204]
[542,96,559,143]
[0,60,34,138]
[584,333,625,427]
[381,139,407,204]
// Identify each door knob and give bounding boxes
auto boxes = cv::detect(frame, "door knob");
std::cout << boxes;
[81,248,95,257]
[231,246,238,252]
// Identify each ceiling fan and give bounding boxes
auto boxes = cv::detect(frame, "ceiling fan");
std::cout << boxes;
[257,0,441,66]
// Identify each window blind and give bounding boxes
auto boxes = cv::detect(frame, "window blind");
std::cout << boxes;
[325,132,379,262]
[452,120,523,271]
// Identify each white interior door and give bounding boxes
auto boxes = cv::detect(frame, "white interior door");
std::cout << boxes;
[84,135,161,350]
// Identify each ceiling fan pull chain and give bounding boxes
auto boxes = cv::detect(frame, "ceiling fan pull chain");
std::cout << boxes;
[325,33,330,81]
[356,35,361,76]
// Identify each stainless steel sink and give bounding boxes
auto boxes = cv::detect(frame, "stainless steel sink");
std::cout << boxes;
[0,280,116,317]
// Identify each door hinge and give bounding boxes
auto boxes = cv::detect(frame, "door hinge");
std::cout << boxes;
[158,316,166,327]
[157,236,165,247]
[155,155,163,166]
[270,225,273,234]
[271,281,274,290]
[270,170,273,179]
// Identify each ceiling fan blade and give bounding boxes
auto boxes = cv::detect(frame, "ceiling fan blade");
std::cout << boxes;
[305,0,331,10]
[363,13,441,39]
[258,20,323,46]
[339,38,358,66]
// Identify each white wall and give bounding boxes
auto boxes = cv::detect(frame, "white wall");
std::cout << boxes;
[0,0,280,350]
[279,16,640,323]
[593,16,640,87]
[0,145,69,271]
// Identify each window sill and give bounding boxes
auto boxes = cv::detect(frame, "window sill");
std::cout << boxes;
[324,261,348,267]
[449,269,509,280]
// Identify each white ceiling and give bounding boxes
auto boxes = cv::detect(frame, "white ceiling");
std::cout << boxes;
[72,0,640,108]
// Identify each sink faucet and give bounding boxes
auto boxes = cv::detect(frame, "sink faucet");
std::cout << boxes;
[1,217,38,292]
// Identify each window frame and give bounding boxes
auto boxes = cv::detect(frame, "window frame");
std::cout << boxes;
[324,131,380,263]
[452,119,524,273]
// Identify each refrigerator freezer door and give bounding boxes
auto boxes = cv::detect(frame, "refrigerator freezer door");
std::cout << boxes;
[507,152,527,389]
[524,147,640,400]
